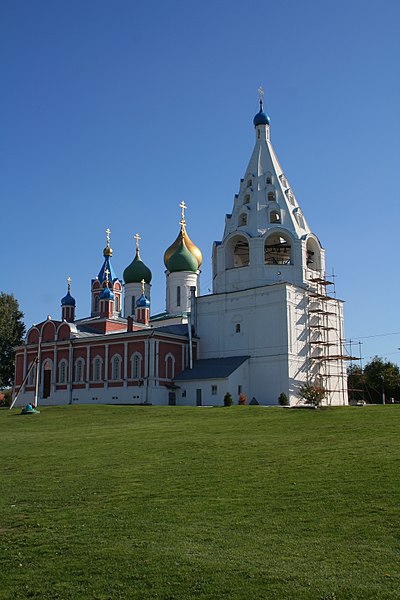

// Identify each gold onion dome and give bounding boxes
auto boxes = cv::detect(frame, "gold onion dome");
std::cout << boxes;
[164,225,202,272]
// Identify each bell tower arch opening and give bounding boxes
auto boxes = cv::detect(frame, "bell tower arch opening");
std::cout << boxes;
[225,235,250,268]
[264,233,292,265]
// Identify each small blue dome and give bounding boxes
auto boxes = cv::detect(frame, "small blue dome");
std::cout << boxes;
[136,293,150,309]
[100,286,114,301]
[253,109,270,127]
[61,291,76,307]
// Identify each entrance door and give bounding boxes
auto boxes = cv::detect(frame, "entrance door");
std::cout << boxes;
[196,388,202,406]
[43,369,51,399]
[168,392,176,406]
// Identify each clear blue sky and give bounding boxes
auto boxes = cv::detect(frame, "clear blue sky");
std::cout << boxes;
[2,0,400,366]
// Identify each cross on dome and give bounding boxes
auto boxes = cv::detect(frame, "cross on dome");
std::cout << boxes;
[104,268,110,284]
[105,228,111,246]
[179,200,187,227]
[67,276,71,292]
[140,279,145,294]
[258,85,264,110]
[134,232,141,251]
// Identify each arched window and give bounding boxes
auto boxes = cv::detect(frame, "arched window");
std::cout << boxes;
[225,235,250,269]
[247,179,252,188]
[266,174,273,185]
[131,296,136,315]
[58,359,68,384]
[75,358,84,382]
[115,295,120,312]
[294,208,305,229]
[28,362,36,386]
[239,213,247,226]
[244,194,250,204]
[265,233,292,265]
[165,353,175,380]
[176,286,181,307]
[131,353,142,379]
[93,356,102,382]
[94,296,99,312]
[270,210,281,224]
[111,355,122,380]
[306,237,322,272]
[268,191,276,202]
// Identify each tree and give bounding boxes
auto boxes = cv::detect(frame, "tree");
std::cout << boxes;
[363,357,400,404]
[0,293,25,388]
[347,364,365,404]
[298,383,326,407]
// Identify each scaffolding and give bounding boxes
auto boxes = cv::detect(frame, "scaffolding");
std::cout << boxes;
[306,274,356,405]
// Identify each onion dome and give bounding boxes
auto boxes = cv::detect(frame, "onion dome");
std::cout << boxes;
[253,91,270,127]
[136,293,150,308]
[61,277,76,306]
[100,285,114,301]
[123,235,152,284]
[164,202,202,272]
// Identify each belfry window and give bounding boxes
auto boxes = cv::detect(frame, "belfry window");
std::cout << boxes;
[177,286,181,307]
[268,191,275,202]
[247,179,252,188]
[94,296,99,312]
[266,174,272,185]
[233,240,249,267]
[239,213,247,227]
[244,194,250,204]
[270,210,281,224]
[265,234,292,265]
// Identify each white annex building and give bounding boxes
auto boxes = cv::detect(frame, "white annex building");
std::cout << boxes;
[14,93,348,407]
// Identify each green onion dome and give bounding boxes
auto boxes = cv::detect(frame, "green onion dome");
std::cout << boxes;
[164,226,202,273]
[123,250,152,284]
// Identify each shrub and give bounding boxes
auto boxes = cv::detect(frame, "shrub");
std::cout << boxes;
[278,392,289,406]
[238,393,247,405]
[299,383,326,407]
[0,388,12,407]
[223,392,233,407]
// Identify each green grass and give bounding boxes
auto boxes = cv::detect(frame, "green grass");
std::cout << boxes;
[1,405,399,600]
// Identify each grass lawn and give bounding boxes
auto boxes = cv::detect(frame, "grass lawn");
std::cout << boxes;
[0,405,399,600]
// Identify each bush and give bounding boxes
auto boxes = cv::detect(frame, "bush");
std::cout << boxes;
[0,388,12,407]
[299,383,326,407]
[278,392,289,406]
[238,393,247,405]
[223,392,233,407]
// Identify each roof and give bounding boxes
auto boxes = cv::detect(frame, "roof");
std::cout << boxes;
[174,356,249,381]
[154,324,190,336]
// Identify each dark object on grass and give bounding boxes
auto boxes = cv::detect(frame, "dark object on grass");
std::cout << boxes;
[21,404,40,415]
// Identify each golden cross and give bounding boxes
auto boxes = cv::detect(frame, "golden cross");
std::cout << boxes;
[104,268,110,284]
[140,278,145,295]
[134,232,141,251]
[105,228,111,246]
[67,276,71,292]
[258,86,264,103]
[179,200,187,227]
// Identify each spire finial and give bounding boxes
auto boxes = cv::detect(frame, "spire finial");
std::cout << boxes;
[106,228,111,246]
[134,232,141,253]
[179,200,187,228]
[140,278,145,295]
[258,85,264,110]
[67,276,71,293]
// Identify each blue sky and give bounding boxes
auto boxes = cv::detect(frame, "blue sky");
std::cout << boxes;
[2,0,400,366]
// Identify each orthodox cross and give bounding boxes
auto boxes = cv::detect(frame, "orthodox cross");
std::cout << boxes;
[258,85,264,102]
[141,279,145,295]
[67,276,71,292]
[104,268,110,284]
[105,228,111,246]
[134,232,141,252]
[179,200,187,227]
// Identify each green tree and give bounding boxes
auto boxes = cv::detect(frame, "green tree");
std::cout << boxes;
[299,383,326,407]
[347,364,365,403]
[363,357,400,404]
[0,293,25,388]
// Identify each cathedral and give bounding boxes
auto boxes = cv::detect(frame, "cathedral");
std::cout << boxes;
[13,94,348,407]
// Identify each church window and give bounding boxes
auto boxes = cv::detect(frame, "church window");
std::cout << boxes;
[239,213,247,227]
[93,357,102,382]
[265,234,292,265]
[94,296,99,312]
[268,191,276,202]
[177,286,181,307]
[270,210,281,224]
[28,363,36,386]
[257,129,260,139]
[131,353,142,379]
[115,295,120,312]
[131,296,136,315]
[235,323,241,333]
[212,385,218,395]
[165,354,175,379]
[266,174,272,185]
[111,355,122,380]
[59,360,67,384]
[247,179,252,188]
[244,194,250,204]
[75,358,84,383]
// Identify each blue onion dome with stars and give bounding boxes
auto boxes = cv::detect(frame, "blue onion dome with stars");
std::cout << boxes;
[253,86,270,127]
[61,277,76,306]
[123,233,152,284]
